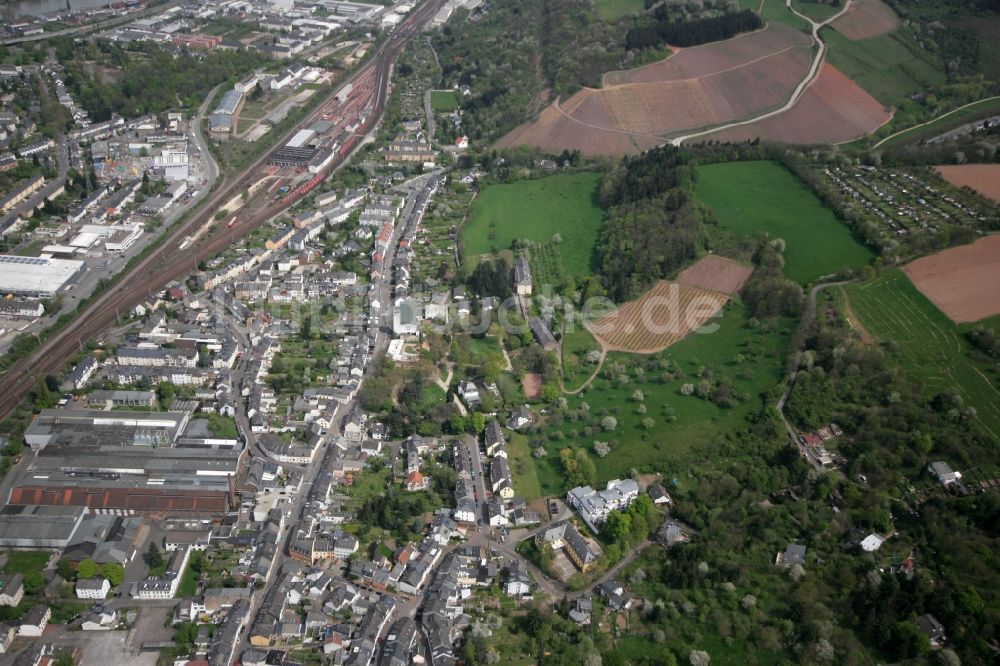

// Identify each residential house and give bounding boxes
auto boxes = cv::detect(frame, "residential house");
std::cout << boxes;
[916,613,947,648]
[505,561,531,597]
[567,478,640,533]
[75,578,110,600]
[17,605,50,637]
[928,461,962,487]
[776,543,806,568]
[0,574,23,607]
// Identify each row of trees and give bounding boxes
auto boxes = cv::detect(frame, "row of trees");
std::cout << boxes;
[626,9,763,50]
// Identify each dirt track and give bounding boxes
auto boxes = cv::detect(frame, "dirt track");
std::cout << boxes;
[902,234,1000,323]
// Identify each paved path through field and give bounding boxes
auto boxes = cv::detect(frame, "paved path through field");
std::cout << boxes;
[670,0,854,146]
[871,95,1000,148]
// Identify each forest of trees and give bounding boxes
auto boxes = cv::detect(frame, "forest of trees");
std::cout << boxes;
[56,39,262,121]
[595,147,704,301]
[433,0,623,141]
[626,9,763,50]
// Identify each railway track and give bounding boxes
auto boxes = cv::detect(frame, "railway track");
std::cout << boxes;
[0,0,445,421]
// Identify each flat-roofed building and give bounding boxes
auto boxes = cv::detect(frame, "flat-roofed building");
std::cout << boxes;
[87,390,156,408]
[0,255,84,298]
[0,505,88,549]
[24,408,190,450]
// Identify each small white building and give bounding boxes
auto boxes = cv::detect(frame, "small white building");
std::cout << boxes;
[75,578,111,600]
[18,605,51,637]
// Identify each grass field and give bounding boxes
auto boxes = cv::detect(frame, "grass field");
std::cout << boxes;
[1,551,49,576]
[508,433,543,501]
[561,325,603,392]
[595,0,646,21]
[462,173,604,279]
[790,0,841,21]
[534,303,794,493]
[697,161,874,284]
[739,0,810,30]
[844,270,1000,438]
[430,90,460,112]
[821,27,946,106]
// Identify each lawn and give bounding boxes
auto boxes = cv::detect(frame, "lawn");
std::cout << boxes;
[739,0,810,30]
[533,302,794,494]
[560,324,602,392]
[697,161,874,284]
[430,89,460,112]
[595,0,646,21]
[462,172,604,280]
[790,0,841,21]
[2,551,50,576]
[821,27,946,106]
[508,433,543,501]
[178,555,201,598]
[844,270,1000,439]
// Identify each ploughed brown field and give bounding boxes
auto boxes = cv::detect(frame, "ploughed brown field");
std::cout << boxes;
[601,23,811,85]
[676,255,753,296]
[902,235,1000,324]
[498,24,813,156]
[935,164,1000,204]
[591,281,729,354]
[831,0,899,40]
[703,63,891,144]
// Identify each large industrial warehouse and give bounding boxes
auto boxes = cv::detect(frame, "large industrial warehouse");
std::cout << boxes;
[12,408,245,519]
[0,254,85,298]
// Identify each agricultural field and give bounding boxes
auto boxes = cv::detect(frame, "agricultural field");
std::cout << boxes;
[821,27,946,107]
[829,0,899,40]
[496,104,664,156]
[462,173,603,279]
[935,164,1000,204]
[430,89,460,112]
[595,0,646,21]
[604,24,811,86]
[702,62,892,144]
[531,303,795,493]
[844,270,1000,439]
[676,255,754,295]
[902,235,1000,323]
[696,161,874,284]
[591,281,730,353]
[499,24,814,155]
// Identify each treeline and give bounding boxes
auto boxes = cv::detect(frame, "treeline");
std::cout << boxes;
[626,9,762,50]
[741,239,803,320]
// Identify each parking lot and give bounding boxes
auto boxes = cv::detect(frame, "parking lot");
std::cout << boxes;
[549,550,577,582]
[49,630,157,666]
